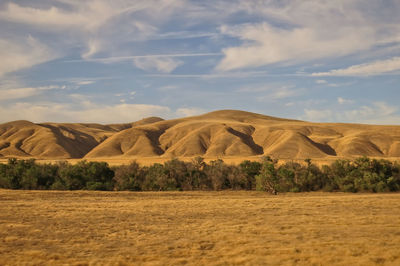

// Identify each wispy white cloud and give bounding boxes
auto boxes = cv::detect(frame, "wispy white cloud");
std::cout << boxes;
[302,102,400,125]
[0,87,41,101]
[2,0,400,73]
[0,0,399,126]
[112,91,136,100]
[341,102,398,124]
[50,77,115,84]
[152,30,217,40]
[176,107,205,117]
[0,0,186,63]
[303,109,333,122]
[0,36,56,76]
[81,39,102,59]
[144,70,294,79]
[74,80,95,86]
[237,84,275,93]
[268,86,302,100]
[0,86,59,101]
[157,85,179,91]
[0,2,97,29]
[217,22,374,71]
[337,97,354,105]
[0,102,172,123]
[0,1,179,32]
[326,81,356,88]
[69,93,89,101]
[216,1,400,71]
[133,57,183,73]
[239,85,303,101]
[311,57,400,77]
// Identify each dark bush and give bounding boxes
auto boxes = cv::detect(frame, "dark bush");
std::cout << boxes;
[0,156,399,193]
[239,160,261,190]
[204,159,229,190]
[113,161,144,191]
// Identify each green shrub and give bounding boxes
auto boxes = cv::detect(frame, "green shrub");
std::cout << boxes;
[0,156,399,193]
[113,161,143,191]
[255,157,279,194]
[239,160,261,190]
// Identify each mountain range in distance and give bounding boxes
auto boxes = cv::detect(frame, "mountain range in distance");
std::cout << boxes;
[1,110,400,161]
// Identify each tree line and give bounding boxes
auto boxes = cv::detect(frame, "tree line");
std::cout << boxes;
[0,156,399,193]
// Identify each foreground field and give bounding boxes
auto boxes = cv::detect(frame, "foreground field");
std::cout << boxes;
[0,191,399,265]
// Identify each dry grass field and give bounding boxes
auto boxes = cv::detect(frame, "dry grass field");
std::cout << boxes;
[1,191,400,265]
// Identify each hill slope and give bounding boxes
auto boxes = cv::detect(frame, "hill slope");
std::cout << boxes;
[0,117,163,159]
[1,110,400,159]
[85,110,400,159]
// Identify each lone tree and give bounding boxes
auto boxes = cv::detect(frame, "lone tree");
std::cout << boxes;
[256,156,279,194]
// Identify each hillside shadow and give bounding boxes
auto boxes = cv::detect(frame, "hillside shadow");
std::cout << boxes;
[39,124,99,158]
[306,137,337,156]
[145,129,166,155]
[226,127,264,155]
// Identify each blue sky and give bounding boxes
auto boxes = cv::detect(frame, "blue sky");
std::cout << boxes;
[0,0,400,124]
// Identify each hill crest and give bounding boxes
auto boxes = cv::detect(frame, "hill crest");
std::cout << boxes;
[1,110,400,160]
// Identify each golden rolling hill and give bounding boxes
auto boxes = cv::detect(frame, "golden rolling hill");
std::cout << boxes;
[1,110,400,160]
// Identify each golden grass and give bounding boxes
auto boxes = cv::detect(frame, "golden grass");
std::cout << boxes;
[1,190,400,265]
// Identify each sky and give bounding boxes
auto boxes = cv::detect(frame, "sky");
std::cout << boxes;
[0,0,400,124]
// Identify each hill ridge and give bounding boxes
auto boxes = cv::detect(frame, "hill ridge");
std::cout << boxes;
[1,110,400,159]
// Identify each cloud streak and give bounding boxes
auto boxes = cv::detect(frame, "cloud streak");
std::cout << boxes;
[0,86,60,101]
[133,57,183,73]
[312,57,400,77]
[66,53,222,64]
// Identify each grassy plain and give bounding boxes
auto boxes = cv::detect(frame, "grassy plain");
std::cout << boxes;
[0,190,399,265]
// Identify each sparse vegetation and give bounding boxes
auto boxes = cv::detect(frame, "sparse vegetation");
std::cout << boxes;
[1,156,400,193]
